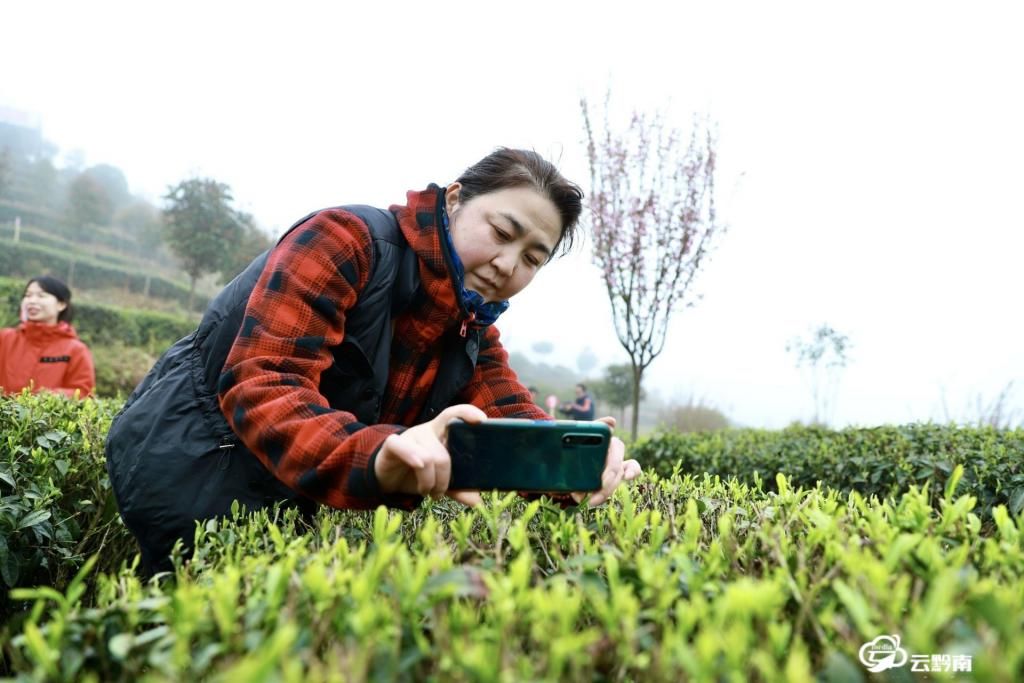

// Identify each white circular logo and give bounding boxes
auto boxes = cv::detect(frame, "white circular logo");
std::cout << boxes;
[859,635,909,673]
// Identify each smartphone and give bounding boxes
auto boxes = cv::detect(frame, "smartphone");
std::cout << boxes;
[446,418,610,492]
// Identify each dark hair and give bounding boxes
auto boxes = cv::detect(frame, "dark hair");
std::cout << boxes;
[577,383,587,392]
[455,148,583,258]
[24,275,74,323]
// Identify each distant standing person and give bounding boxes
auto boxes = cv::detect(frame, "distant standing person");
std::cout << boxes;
[561,383,595,420]
[0,276,95,398]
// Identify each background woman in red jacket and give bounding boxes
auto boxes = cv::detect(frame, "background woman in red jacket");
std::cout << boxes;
[0,276,95,398]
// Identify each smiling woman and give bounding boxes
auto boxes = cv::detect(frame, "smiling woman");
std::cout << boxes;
[104,147,642,575]
[0,276,95,398]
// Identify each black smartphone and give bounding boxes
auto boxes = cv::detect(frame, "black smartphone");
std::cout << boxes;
[446,418,610,492]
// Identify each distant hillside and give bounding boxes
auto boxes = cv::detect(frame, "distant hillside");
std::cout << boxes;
[0,120,244,315]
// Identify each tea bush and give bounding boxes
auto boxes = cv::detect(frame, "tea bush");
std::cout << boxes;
[90,345,157,398]
[633,424,1024,520]
[1,393,1023,680]
[0,394,132,620]
[0,242,206,312]
[5,476,1023,681]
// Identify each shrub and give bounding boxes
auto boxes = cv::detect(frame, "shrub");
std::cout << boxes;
[0,240,208,312]
[4,475,1023,681]
[91,344,156,398]
[0,394,132,623]
[632,423,1024,519]
[656,397,731,432]
[2,396,1023,680]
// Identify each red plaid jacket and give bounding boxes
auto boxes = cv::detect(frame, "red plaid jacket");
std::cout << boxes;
[218,186,547,510]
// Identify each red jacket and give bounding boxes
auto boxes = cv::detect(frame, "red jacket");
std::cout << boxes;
[0,321,95,398]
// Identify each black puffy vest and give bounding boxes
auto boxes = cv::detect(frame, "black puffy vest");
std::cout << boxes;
[105,205,481,573]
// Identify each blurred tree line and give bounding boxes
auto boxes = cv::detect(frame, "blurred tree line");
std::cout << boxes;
[0,121,271,296]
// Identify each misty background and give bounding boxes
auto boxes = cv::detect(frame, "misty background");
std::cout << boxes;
[2,0,1021,430]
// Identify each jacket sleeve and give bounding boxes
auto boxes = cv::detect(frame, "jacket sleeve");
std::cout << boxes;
[455,324,551,420]
[55,342,95,398]
[217,209,420,511]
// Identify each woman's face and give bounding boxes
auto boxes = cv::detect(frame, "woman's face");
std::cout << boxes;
[22,281,66,325]
[445,183,561,302]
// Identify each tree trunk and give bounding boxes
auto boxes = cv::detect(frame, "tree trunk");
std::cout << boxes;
[187,276,196,316]
[143,273,151,298]
[67,259,76,289]
[630,364,643,442]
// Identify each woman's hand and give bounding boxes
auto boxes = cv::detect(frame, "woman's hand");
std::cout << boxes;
[374,404,485,506]
[570,416,642,507]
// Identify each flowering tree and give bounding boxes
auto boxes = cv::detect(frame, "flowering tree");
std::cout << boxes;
[581,95,720,440]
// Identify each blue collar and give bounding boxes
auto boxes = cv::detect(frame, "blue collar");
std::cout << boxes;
[440,206,510,328]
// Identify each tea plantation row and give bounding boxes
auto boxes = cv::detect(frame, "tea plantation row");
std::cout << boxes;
[1,392,1022,681]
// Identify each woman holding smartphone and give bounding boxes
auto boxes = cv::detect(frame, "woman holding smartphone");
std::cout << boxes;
[106,148,641,574]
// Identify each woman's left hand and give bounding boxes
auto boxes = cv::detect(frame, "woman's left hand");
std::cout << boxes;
[571,416,642,507]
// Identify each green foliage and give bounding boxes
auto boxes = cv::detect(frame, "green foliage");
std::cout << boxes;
[91,344,157,398]
[81,165,131,212]
[0,394,132,622]
[64,173,113,232]
[633,423,1024,519]
[4,475,1023,680]
[113,200,163,254]
[0,241,207,313]
[594,363,643,417]
[656,397,730,432]
[16,158,61,212]
[0,148,10,199]
[216,211,272,283]
[0,122,220,317]
[162,178,243,296]
[73,305,192,353]
[0,124,61,213]
[1,396,1022,680]
[0,199,58,230]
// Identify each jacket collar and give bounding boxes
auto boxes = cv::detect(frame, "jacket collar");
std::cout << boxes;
[18,321,78,344]
[391,184,508,331]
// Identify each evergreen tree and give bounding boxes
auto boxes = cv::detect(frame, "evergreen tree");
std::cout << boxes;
[162,178,243,312]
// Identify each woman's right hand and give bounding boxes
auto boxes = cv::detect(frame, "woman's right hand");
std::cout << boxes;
[374,404,486,505]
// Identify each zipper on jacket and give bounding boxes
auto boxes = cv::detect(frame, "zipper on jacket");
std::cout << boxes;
[460,312,476,337]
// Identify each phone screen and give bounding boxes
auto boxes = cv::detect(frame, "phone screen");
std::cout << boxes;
[447,419,608,492]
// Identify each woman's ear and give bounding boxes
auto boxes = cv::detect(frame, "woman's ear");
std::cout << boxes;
[444,182,462,215]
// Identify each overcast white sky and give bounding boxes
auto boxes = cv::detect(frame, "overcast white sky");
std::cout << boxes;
[3,0,1022,428]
